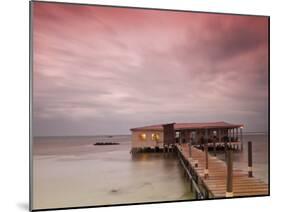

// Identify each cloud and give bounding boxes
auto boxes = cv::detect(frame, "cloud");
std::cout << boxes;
[33,2,269,136]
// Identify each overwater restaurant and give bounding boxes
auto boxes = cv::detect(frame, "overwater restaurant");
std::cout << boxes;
[130,122,244,152]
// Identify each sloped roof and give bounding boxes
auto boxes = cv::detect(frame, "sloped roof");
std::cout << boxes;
[130,122,244,131]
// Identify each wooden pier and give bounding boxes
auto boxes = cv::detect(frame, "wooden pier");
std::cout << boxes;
[175,143,268,199]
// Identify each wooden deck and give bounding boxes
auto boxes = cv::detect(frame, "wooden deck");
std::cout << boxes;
[176,144,268,198]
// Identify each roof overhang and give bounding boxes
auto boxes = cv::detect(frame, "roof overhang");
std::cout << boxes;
[130,122,244,132]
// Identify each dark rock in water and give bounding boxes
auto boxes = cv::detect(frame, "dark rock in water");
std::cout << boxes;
[93,142,120,146]
[143,182,152,186]
[111,189,118,193]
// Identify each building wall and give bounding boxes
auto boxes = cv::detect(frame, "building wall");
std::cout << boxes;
[163,124,175,145]
[131,130,164,148]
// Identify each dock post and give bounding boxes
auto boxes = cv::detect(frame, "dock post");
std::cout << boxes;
[232,128,235,143]
[240,127,244,151]
[213,139,216,157]
[226,149,233,197]
[189,140,192,159]
[204,143,209,179]
[224,139,227,160]
[248,141,253,177]
[195,190,198,199]
[194,159,198,168]
[190,180,193,192]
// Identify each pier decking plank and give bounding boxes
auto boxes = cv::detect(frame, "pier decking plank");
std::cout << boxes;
[176,144,268,198]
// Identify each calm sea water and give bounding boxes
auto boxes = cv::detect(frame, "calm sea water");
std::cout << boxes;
[33,135,194,209]
[32,134,268,209]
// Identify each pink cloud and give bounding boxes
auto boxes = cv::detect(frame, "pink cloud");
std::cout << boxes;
[32,2,269,136]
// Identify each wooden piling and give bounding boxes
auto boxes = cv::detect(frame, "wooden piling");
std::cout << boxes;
[194,159,198,168]
[248,141,253,177]
[213,139,217,157]
[195,190,198,199]
[224,141,227,160]
[226,150,233,197]
[240,127,244,151]
[204,143,209,179]
[189,141,192,158]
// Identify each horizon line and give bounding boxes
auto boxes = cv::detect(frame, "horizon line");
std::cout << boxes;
[33,131,268,138]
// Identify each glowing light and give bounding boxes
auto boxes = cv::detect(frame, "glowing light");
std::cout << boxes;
[152,133,160,141]
[139,133,147,141]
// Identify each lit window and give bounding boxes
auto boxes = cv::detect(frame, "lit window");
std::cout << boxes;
[152,133,160,141]
[139,133,146,141]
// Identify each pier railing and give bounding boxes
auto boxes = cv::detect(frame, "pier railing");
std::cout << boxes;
[176,147,204,199]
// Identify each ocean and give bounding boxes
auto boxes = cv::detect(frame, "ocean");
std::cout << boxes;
[32,134,268,209]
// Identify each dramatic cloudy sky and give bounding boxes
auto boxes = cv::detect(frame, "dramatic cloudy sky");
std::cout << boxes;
[33,2,269,136]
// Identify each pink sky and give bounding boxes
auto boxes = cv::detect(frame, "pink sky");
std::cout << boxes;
[32,2,269,136]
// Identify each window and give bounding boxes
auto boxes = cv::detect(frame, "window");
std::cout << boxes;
[139,133,146,141]
[152,133,160,141]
